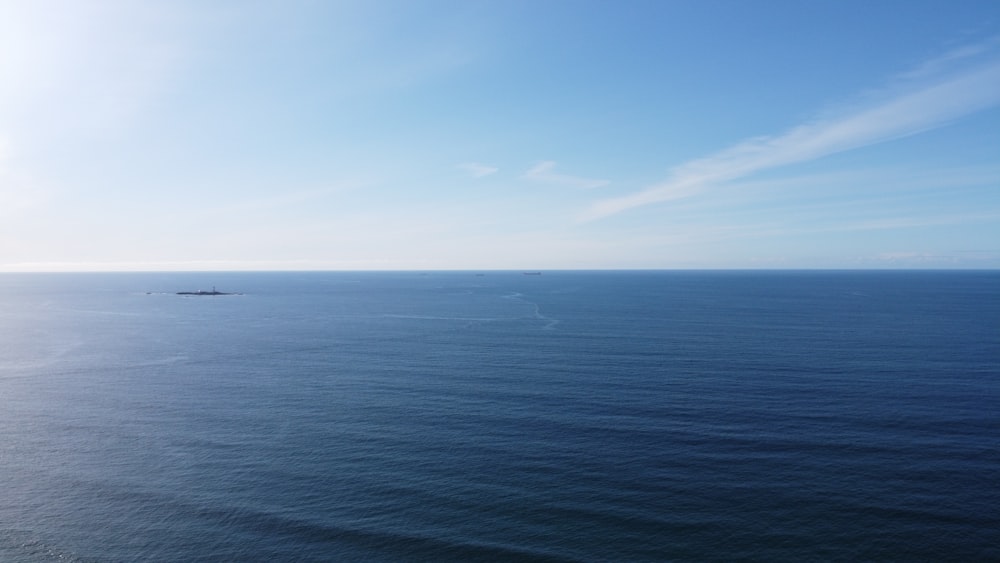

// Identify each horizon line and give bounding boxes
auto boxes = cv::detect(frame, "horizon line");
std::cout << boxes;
[1,267,997,274]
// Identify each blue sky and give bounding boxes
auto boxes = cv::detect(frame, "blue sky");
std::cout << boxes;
[1,0,998,271]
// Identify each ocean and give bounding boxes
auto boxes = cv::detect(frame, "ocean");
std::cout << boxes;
[1,271,997,561]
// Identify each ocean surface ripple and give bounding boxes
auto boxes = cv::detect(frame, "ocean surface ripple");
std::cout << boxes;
[1,271,998,561]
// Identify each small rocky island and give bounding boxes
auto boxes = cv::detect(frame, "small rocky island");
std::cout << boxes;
[176,286,238,296]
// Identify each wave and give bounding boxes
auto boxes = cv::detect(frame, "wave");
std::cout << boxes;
[18,479,575,562]
[0,529,94,563]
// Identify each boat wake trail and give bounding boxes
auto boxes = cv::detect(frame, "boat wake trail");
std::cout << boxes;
[503,293,560,330]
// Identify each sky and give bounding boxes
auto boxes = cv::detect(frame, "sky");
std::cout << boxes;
[1,0,999,271]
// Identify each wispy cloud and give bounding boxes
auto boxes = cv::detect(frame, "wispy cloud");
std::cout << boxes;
[524,161,609,189]
[825,211,1000,234]
[457,162,498,178]
[583,40,1000,221]
[231,182,367,211]
[860,251,1000,267]
[893,36,1000,82]
[876,251,954,262]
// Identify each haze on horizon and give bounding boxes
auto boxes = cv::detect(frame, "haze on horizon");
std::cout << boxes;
[1,0,999,272]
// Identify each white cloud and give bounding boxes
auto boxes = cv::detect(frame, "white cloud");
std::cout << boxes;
[524,161,609,189]
[457,162,499,178]
[583,40,1000,221]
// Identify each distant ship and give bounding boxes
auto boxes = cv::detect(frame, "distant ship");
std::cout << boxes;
[176,286,236,296]
[523,272,542,276]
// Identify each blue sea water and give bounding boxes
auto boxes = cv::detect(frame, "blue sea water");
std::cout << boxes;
[1,271,998,561]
